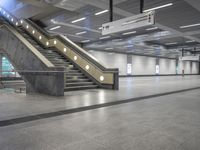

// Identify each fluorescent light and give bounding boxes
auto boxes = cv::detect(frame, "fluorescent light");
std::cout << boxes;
[95,10,109,16]
[99,36,111,40]
[186,40,195,43]
[143,3,173,12]
[75,31,87,35]
[122,31,136,35]
[71,17,86,23]
[98,27,103,30]
[124,45,133,48]
[146,27,158,31]
[81,40,90,43]
[105,47,114,50]
[49,26,61,31]
[112,39,122,42]
[165,42,177,45]
[180,23,200,29]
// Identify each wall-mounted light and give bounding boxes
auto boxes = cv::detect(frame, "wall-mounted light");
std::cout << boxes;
[39,36,42,40]
[85,65,90,70]
[46,41,49,46]
[20,20,23,24]
[32,30,35,34]
[16,22,18,26]
[63,48,67,52]
[74,56,77,60]
[54,40,57,45]
[26,25,29,29]
[100,76,104,81]
[11,18,14,22]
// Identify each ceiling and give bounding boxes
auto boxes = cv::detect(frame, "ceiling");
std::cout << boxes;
[2,0,200,58]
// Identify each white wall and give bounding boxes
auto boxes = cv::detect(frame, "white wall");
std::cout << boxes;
[89,51,199,76]
[192,62,199,74]
[89,51,127,75]
[132,55,156,75]
[159,59,176,74]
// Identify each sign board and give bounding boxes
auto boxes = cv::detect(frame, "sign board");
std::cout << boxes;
[102,11,155,35]
[179,55,200,61]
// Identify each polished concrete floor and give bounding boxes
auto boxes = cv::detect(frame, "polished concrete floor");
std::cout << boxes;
[0,76,200,149]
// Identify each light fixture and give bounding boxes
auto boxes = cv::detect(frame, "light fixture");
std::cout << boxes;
[85,65,90,70]
[32,30,35,34]
[122,31,136,35]
[124,45,134,48]
[54,40,57,45]
[146,27,158,31]
[7,14,9,18]
[105,47,114,50]
[99,36,111,40]
[165,42,177,45]
[186,40,195,43]
[100,76,104,81]
[63,47,67,52]
[3,11,5,14]
[98,27,103,30]
[81,40,90,43]
[95,10,109,16]
[49,26,61,31]
[71,17,86,23]
[74,56,77,60]
[46,41,49,46]
[16,22,18,26]
[75,31,87,35]
[11,18,14,22]
[20,20,23,24]
[143,3,173,12]
[180,23,200,29]
[112,39,122,42]
[26,25,29,29]
[39,36,42,40]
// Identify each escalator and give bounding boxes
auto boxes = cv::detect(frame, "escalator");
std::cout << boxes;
[0,7,119,96]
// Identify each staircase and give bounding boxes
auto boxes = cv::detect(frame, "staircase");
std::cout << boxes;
[16,26,98,91]
[0,7,119,96]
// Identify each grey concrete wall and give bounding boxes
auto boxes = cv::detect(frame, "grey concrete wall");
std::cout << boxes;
[0,25,65,96]
[159,58,176,74]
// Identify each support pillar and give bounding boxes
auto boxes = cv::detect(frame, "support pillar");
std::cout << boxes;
[109,0,113,22]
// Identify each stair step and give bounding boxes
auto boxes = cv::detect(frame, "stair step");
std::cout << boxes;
[65,82,94,87]
[66,79,90,83]
[64,85,98,91]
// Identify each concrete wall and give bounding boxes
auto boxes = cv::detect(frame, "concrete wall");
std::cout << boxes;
[89,51,199,76]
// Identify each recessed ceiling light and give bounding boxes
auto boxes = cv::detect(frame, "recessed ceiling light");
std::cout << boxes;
[75,31,87,35]
[122,31,136,35]
[143,3,173,12]
[95,9,109,16]
[186,40,195,43]
[81,40,90,43]
[71,17,86,23]
[180,23,200,29]
[124,45,134,48]
[146,27,158,31]
[99,36,111,40]
[165,42,178,45]
[105,47,114,50]
[49,26,61,31]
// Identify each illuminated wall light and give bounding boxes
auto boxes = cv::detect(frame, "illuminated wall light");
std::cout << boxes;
[54,40,57,45]
[20,20,23,24]
[63,47,67,52]
[26,25,29,29]
[39,36,42,40]
[11,18,14,22]
[32,30,35,34]
[46,41,49,46]
[100,76,104,81]
[16,22,18,26]
[85,65,90,70]
[74,56,77,60]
